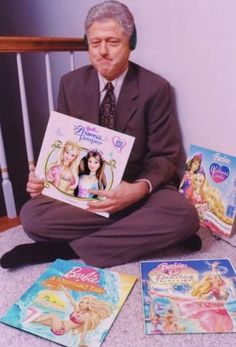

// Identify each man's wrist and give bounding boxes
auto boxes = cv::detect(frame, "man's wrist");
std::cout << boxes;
[135,179,153,194]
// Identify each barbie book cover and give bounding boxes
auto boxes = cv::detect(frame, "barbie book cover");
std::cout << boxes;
[179,144,236,237]
[0,259,137,347]
[140,259,236,335]
[35,111,135,217]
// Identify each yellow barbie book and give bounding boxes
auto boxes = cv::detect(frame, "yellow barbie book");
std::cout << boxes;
[0,259,137,347]
[180,144,236,237]
[35,111,135,218]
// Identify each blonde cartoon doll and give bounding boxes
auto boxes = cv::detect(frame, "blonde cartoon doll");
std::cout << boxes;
[185,167,225,220]
[191,261,229,301]
[46,140,81,195]
[185,168,209,219]
[203,180,225,220]
[177,261,233,332]
[25,287,112,347]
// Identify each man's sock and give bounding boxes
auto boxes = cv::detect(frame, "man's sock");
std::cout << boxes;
[0,242,79,269]
[181,234,202,251]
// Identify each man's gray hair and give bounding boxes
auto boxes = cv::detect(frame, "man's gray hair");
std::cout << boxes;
[85,0,135,39]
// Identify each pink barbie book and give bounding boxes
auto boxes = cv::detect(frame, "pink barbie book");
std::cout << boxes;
[140,258,236,335]
[0,259,137,347]
[35,111,135,218]
[179,144,236,237]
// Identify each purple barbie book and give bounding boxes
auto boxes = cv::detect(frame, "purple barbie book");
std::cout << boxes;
[35,111,135,217]
[179,144,236,237]
[0,259,137,347]
[140,258,236,335]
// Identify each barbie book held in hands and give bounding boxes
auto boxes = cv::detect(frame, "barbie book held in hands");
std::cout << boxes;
[35,111,135,217]
[179,144,236,237]
[0,259,137,347]
[140,258,236,335]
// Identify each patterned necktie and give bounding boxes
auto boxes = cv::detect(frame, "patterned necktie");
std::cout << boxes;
[99,82,116,129]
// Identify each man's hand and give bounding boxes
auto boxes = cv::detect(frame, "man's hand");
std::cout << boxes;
[26,167,44,198]
[87,181,149,214]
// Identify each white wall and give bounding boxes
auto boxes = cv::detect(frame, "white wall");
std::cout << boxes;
[125,0,236,156]
[7,0,236,155]
[37,0,236,156]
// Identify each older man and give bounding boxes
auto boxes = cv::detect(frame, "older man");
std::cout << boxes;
[1,0,200,269]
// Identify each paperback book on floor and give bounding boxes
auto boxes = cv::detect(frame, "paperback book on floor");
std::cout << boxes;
[179,144,236,237]
[0,259,137,347]
[140,258,236,335]
[35,111,135,217]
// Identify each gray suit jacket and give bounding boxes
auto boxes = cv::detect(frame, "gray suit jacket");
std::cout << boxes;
[57,61,183,191]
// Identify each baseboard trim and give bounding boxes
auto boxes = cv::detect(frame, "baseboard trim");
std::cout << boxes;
[0,216,21,232]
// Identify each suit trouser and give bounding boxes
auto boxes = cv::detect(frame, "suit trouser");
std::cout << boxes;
[20,185,199,267]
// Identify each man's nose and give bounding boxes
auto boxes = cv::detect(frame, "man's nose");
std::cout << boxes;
[99,41,108,55]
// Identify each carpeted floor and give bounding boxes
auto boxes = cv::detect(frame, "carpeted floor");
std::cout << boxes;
[0,225,236,347]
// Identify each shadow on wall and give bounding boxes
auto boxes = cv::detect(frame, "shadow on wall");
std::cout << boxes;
[170,86,187,179]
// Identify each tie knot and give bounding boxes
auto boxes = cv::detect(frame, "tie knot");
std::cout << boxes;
[105,82,114,92]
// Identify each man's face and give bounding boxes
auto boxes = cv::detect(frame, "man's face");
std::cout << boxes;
[87,19,131,80]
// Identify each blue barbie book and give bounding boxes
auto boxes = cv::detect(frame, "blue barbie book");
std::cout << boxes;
[179,144,236,237]
[0,259,137,347]
[140,258,236,335]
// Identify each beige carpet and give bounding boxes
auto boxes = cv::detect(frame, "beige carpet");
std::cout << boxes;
[0,225,236,347]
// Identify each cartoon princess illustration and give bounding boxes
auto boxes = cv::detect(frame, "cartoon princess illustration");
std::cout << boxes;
[75,149,107,199]
[175,265,233,333]
[145,299,163,334]
[179,153,202,194]
[155,261,235,333]
[191,261,229,301]
[46,140,81,195]
[185,167,225,220]
[185,167,209,219]
[24,287,112,347]
[203,179,226,220]
[162,309,186,333]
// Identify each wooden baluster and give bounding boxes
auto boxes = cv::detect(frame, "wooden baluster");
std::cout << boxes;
[0,37,87,219]
[70,51,75,71]
[0,125,17,218]
[16,53,35,171]
[45,52,54,113]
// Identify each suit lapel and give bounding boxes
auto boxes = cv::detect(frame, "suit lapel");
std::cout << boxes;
[79,69,100,125]
[116,63,139,132]
[77,64,139,131]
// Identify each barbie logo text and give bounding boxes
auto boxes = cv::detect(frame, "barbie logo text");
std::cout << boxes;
[156,262,187,276]
[74,125,103,145]
[149,262,198,286]
[63,266,99,284]
[212,153,231,165]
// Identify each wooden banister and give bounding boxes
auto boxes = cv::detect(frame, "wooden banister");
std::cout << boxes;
[0,36,87,53]
[0,36,88,219]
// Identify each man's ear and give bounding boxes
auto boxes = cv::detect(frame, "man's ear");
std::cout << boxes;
[84,34,88,49]
[129,25,137,51]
